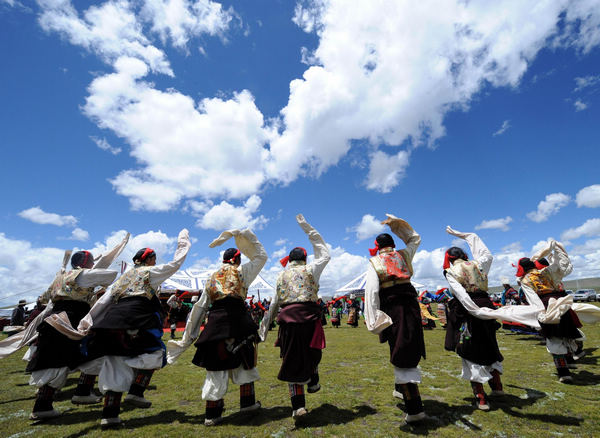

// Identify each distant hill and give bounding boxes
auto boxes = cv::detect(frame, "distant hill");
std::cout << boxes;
[488,277,600,294]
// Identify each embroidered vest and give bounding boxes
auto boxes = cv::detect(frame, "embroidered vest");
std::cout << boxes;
[369,248,413,288]
[205,264,247,302]
[521,269,556,296]
[447,259,488,292]
[111,266,157,301]
[49,268,96,304]
[277,261,319,304]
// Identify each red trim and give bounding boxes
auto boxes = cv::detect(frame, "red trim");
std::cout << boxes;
[280,256,290,267]
[225,249,241,264]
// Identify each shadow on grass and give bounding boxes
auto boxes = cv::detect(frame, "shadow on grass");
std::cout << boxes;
[293,403,377,428]
[401,384,582,435]
[571,370,600,386]
[0,395,36,405]
[575,348,598,365]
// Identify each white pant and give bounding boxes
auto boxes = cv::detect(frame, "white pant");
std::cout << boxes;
[461,359,503,383]
[393,366,422,384]
[30,367,69,389]
[96,351,164,393]
[545,337,578,356]
[202,366,260,401]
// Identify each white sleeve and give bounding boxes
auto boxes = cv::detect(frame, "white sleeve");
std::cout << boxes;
[363,264,393,334]
[545,240,573,281]
[166,291,210,363]
[76,269,118,288]
[239,230,268,288]
[258,291,280,342]
[463,233,493,275]
[77,288,116,334]
[446,272,543,328]
[384,215,421,261]
[304,225,330,283]
[148,229,191,288]
[93,232,130,269]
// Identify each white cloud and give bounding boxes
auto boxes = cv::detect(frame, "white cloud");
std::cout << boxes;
[347,214,385,241]
[492,120,511,136]
[526,192,571,222]
[365,150,410,193]
[37,1,600,209]
[91,136,121,154]
[271,247,288,260]
[574,74,600,92]
[263,1,600,193]
[475,216,513,232]
[38,0,173,75]
[576,184,600,208]
[70,227,90,241]
[0,233,65,305]
[411,247,446,289]
[140,0,233,50]
[574,99,588,111]
[561,218,600,241]
[18,206,78,227]
[192,195,268,230]
[274,238,288,247]
[84,58,271,210]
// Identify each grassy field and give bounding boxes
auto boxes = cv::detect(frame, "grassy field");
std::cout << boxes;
[1,307,599,438]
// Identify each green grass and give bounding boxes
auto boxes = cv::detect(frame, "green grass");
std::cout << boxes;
[1,307,599,438]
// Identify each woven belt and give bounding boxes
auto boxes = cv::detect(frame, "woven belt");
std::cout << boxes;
[380,279,411,289]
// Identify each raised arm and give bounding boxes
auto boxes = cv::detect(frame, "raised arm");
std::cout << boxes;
[93,232,130,269]
[148,229,191,288]
[382,214,420,261]
[236,230,268,287]
[446,226,493,274]
[297,214,330,282]
[363,263,393,334]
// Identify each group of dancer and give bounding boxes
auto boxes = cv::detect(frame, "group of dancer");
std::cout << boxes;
[1,213,598,428]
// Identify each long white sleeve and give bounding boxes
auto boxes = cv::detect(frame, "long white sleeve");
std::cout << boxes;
[545,240,573,281]
[297,215,330,283]
[166,290,211,363]
[447,227,493,275]
[76,269,118,288]
[446,272,542,328]
[363,264,393,334]
[384,215,420,261]
[258,292,280,342]
[93,232,130,269]
[148,229,191,288]
[237,230,268,288]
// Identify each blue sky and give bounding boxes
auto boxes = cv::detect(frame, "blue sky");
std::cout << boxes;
[1,0,600,305]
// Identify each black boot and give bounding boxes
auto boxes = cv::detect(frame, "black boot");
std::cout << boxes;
[31,385,59,420]
[72,373,102,404]
[205,399,224,426]
[101,391,122,428]
[125,369,154,408]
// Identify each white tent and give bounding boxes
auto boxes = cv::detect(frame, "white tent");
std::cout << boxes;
[161,269,276,298]
[335,271,425,297]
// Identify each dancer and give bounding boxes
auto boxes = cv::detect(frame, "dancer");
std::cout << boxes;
[85,229,190,427]
[27,233,129,420]
[516,240,580,383]
[443,227,504,411]
[167,228,267,426]
[330,298,343,328]
[259,214,330,419]
[346,294,360,327]
[363,214,426,423]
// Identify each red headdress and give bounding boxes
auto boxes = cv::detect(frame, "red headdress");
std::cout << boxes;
[280,247,307,267]
[224,249,241,264]
[368,240,379,256]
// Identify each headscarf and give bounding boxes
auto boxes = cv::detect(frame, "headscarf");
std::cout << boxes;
[280,247,307,267]
[223,248,241,265]
[443,247,468,270]
[133,248,156,265]
[515,257,536,277]
[369,233,395,256]
[71,250,93,269]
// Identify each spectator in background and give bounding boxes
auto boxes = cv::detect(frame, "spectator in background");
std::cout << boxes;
[501,279,519,306]
[11,300,27,326]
